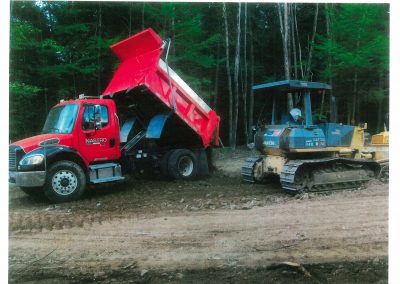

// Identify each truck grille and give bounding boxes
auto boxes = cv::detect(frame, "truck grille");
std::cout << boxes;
[9,145,23,171]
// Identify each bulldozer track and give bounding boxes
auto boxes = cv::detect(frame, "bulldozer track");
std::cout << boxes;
[280,158,381,194]
[241,157,262,183]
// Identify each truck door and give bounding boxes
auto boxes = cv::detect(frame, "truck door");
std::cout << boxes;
[78,102,120,163]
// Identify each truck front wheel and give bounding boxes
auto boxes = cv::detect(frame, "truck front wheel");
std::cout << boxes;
[44,160,86,203]
[167,149,198,180]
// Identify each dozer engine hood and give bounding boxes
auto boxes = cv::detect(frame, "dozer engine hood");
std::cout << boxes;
[255,126,326,153]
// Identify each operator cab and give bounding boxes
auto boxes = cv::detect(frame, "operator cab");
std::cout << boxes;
[253,80,332,129]
[252,80,332,153]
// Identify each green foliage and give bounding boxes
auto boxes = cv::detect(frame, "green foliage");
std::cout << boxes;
[9,81,43,139]
[9,2,389,141]
[10,22,38,50]
[316,5,389,81]
[10,82,41,97]
[365,89,385,103]
[315,4,388,127]
[312,111,327,122]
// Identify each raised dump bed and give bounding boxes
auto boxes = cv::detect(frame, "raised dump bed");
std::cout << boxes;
[102,28,220,148]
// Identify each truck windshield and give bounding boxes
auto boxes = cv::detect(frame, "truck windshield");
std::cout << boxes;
[42,104,79,134]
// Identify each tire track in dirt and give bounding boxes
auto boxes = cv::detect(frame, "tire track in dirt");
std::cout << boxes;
[9,182,388,275]
[9,177,386,234]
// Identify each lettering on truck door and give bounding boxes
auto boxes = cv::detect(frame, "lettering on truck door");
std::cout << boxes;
[78,103,119,163]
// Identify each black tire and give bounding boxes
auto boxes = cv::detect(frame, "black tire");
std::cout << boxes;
[44,160,87,203]
[160,150,174,178]
[167,149,198,180]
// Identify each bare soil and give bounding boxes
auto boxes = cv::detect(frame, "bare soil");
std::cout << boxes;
[9,149,388,283]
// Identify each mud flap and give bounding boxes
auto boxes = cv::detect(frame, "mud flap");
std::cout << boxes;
[194,148,209,178]
[146,113,170,139]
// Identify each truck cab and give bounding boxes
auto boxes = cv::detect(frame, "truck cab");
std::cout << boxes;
[9,92,215,203]
[9,97,124,202]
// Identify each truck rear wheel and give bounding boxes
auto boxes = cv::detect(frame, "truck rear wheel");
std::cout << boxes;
[167,149,198,180]
[44,160,86,203]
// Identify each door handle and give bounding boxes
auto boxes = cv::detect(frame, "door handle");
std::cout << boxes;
[110,138,115,147]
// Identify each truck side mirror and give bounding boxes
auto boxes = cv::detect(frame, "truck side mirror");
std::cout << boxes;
[82,104,96,131]
[94,105,102,130]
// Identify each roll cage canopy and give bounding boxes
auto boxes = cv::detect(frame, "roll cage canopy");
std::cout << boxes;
[253,80,332,94]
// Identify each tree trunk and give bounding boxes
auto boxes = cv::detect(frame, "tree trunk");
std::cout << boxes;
[320,90,325,119]
[248,31,255,141]
[305,3,319,80]
[330,95,337,124]
[222,3,234,147]
[129,2,132,36]
[291,4,298,79]
[356,87,360,123]
[347,101,351,125]
[294,3,304,79]
[351,71,358,125]
[44,82,48,113]
[142,2,145,30]
[325,3,336,123]
[171,5,176,56]
[319,4,327,119]
[376,71,384,132]
[97,3,102,96]
[232,3,241,149]
[278,4,290,80]
[377,96,383,133]
[278,3,293,110]
[242,3,248,144]
[325,3,338,123]
[213,41,220,112]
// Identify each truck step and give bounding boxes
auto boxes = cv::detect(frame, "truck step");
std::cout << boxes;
[90,176,125,184]
[89,163,125,184]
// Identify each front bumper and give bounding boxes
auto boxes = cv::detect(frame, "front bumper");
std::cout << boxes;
[9,171,46,187]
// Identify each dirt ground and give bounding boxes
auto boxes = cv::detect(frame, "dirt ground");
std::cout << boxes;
[9,149,388,283]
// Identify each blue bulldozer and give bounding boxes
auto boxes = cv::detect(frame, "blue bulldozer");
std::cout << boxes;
[242,80,388,193]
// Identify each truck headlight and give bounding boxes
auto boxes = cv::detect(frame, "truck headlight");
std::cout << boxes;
[19,154,44,166]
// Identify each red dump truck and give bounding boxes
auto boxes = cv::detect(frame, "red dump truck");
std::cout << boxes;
[9,28,220,202]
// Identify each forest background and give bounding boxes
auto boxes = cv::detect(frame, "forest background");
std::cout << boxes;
[9,1,389,147]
